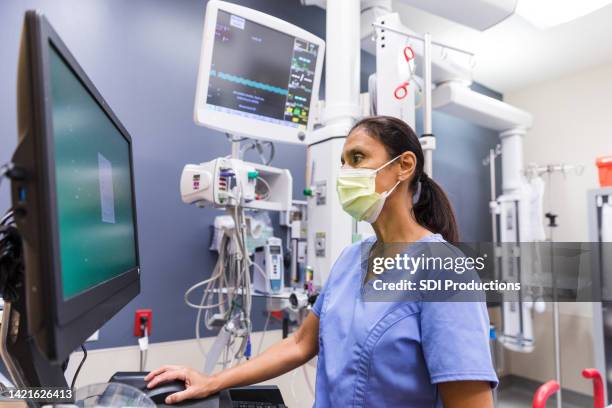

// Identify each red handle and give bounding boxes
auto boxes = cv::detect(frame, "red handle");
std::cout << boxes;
[394,82,409,100]
[582,368,605,408]
[533,380,560,408]
[403,46,415,62]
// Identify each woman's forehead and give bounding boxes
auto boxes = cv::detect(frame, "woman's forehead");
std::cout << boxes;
[344,128,384,152]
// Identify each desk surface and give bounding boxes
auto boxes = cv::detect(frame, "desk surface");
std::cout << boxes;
[3,402,26,408]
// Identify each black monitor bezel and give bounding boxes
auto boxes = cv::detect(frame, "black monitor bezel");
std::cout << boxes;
[12,11,141,362]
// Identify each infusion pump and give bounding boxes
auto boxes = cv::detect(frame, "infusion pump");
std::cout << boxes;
[180,157,293,211]
[180,158,258,207]
[253,237,284,294]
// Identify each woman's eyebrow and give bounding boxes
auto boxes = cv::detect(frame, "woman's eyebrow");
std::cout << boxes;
[346,147,365,156]
[341,147,366,163]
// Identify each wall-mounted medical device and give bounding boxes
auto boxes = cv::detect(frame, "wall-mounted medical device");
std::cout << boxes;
[253,237,284,294]
[180,158,292,211]
[193,0,325,144]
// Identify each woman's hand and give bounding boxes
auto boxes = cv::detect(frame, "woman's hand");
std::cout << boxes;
[144,365,220,404]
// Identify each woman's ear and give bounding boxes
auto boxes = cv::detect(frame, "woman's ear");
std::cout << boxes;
[397,151,416,181]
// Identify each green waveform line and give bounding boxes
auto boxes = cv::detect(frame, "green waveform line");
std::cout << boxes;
[211,71,288,96]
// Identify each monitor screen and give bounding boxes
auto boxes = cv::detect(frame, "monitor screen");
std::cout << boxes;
[205,10,319,130]
[49,45,138,300]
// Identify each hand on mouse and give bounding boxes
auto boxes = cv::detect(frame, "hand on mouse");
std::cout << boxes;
[145,365,220,404]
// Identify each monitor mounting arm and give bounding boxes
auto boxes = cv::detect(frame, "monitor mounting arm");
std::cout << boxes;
[0,225,69,407]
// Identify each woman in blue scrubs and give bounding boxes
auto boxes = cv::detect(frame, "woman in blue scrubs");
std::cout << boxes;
[146,116,497,407]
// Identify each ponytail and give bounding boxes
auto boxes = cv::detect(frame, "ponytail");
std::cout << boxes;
[349,116,459,243]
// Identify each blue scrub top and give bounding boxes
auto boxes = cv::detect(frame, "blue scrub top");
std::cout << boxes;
[311,234,498,407]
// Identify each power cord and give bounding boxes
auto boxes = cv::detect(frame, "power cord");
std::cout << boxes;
[70,344,87,390]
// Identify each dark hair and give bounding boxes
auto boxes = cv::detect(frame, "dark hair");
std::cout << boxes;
[350,116,459,243]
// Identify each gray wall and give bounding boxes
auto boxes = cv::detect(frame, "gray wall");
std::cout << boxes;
[421,83,503,241]
[0,0,501,351]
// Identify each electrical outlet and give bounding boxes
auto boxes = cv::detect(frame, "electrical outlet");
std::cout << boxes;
[134,309,152,337]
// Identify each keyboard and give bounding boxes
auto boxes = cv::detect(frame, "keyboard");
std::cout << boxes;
[227,386,286,408]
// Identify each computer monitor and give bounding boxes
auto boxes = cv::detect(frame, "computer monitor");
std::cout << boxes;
[193,0,325,144]
[2,10,140,386]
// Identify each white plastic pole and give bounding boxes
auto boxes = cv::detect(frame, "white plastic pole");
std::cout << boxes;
[553,300,562,408]
[322,0,361,130]
[306,0,362,286]
[499,128,526,194]
[423,33,432,135]
[489,149,497,242]
[423,32,433,177]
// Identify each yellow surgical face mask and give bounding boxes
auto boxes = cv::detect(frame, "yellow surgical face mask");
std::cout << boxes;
[336,155,401,223]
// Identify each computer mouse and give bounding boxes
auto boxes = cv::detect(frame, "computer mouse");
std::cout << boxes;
[146,380,186,404]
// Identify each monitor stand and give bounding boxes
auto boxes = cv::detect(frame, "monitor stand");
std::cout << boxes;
[0,268,68,407]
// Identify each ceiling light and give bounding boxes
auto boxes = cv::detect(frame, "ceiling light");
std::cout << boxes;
[515,0,612,29]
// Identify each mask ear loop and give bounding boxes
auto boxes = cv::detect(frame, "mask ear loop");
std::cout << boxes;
[374,155,402,173]
[383,180,402,198]
[375,155,403,200]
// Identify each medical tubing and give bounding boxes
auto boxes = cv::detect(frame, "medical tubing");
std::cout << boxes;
[197,291,216,345]
[229,203,252,365]
[256,312,271,356]
[189,184,255,367]
[192,228,243,354]
[252,260,269,280]
[256,177,271,200]
[184,257,227,310]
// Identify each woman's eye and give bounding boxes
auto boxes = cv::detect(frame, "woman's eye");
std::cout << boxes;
[352,154,363,164]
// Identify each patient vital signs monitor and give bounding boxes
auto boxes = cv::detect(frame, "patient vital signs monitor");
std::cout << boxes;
[194,0,325,143]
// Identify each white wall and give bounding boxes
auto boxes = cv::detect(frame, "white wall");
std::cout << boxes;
[503,60,612,394]
[506,62,612,241]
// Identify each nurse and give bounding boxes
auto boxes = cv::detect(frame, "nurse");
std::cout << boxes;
[146,116,497,407]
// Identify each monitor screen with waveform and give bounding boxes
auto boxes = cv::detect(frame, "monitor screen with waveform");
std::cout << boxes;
[206,10,319,130]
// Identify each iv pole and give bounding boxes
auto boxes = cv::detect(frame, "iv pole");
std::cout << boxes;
[545,171,562,408]
[529,162,584,408]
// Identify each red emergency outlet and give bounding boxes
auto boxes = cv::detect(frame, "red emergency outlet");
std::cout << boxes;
[134,309,152,337]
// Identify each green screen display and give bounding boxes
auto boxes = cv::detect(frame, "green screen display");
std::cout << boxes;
[49,45,137,300]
